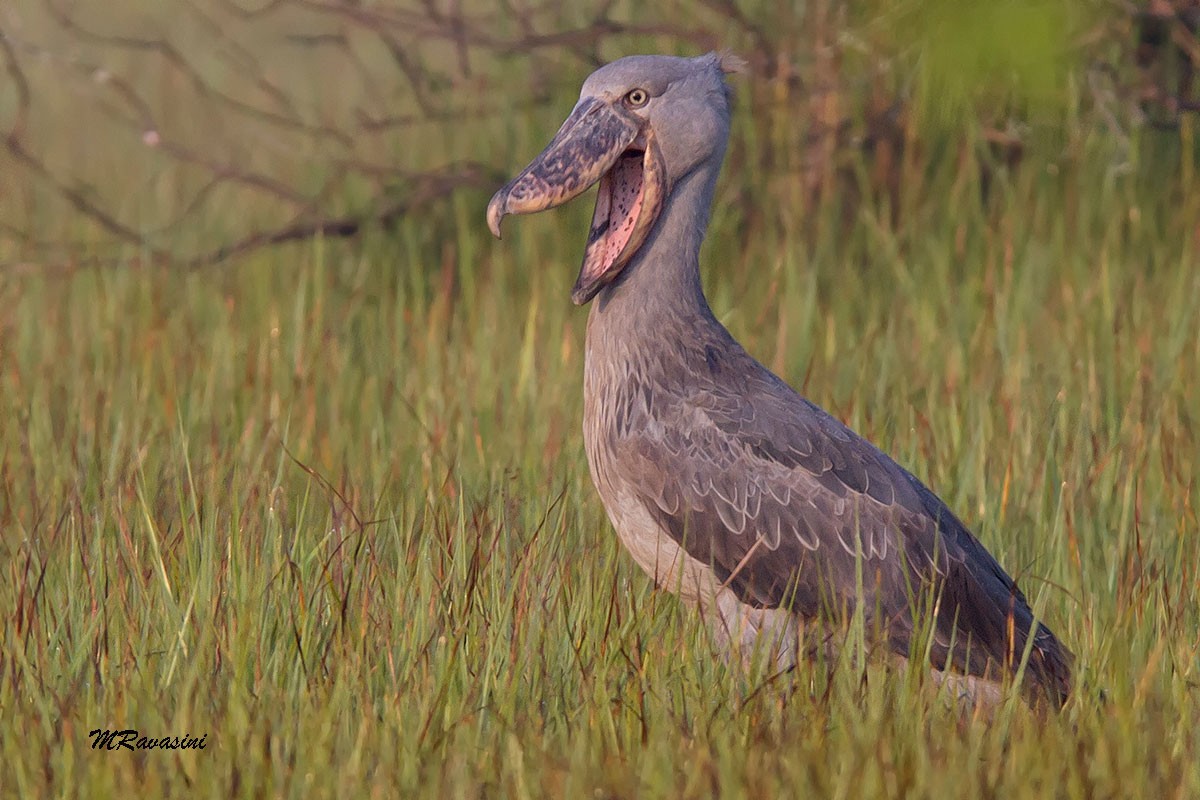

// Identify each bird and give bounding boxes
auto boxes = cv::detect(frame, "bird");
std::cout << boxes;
[486,52,1073,708]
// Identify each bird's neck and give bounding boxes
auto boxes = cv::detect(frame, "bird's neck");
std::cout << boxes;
[590,157,723,323]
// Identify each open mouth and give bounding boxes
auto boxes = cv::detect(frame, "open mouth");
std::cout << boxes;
[581,149,645,289]
[572,139,665,305]
[485,98,667,305]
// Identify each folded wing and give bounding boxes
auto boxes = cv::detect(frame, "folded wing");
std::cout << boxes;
[611,351,1072,704]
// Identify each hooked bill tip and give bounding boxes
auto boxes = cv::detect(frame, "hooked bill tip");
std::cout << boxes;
[486,191,506,239]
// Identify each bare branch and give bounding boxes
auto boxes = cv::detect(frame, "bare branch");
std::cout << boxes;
[4,139,161,251]
[0,32,32,143]
[8,0,1166,272]
[182,161,492,267]
[42,0,354,146]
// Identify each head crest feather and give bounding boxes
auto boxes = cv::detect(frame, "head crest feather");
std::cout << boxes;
[714,50,747,75]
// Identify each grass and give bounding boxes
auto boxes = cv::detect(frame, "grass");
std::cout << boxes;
[2,4,1199,797]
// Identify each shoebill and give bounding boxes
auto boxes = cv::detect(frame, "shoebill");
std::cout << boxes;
[486,53,1072,708]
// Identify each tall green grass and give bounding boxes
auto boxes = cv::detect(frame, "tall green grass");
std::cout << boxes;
[2,8,1199,799]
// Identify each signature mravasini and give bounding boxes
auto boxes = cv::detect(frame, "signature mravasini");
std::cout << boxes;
[88,729,208,751]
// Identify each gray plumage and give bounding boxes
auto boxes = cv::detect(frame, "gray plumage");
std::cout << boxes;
[489,53,1072,707]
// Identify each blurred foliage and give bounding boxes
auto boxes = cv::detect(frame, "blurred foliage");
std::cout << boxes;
[0,0,1197,269]
[895,0,1076,126]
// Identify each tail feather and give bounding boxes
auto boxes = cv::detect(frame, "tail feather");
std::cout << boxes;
[1024,623,1074,707]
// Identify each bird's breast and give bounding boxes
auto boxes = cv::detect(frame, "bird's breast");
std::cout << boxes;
[581,317,720,603]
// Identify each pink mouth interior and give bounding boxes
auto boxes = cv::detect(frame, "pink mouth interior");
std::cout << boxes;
[585,150,644,281]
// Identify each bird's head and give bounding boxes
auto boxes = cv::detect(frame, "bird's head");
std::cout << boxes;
[487,52,742,304]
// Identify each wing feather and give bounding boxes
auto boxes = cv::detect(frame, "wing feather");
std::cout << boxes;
[611,354,1071,703]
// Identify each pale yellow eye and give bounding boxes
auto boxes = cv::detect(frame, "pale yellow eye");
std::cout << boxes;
[624,88,649,108]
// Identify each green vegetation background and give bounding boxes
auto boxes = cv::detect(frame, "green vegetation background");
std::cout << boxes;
[1,0,1197,796]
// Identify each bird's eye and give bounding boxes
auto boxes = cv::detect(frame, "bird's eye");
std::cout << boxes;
[624,88,649,108]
